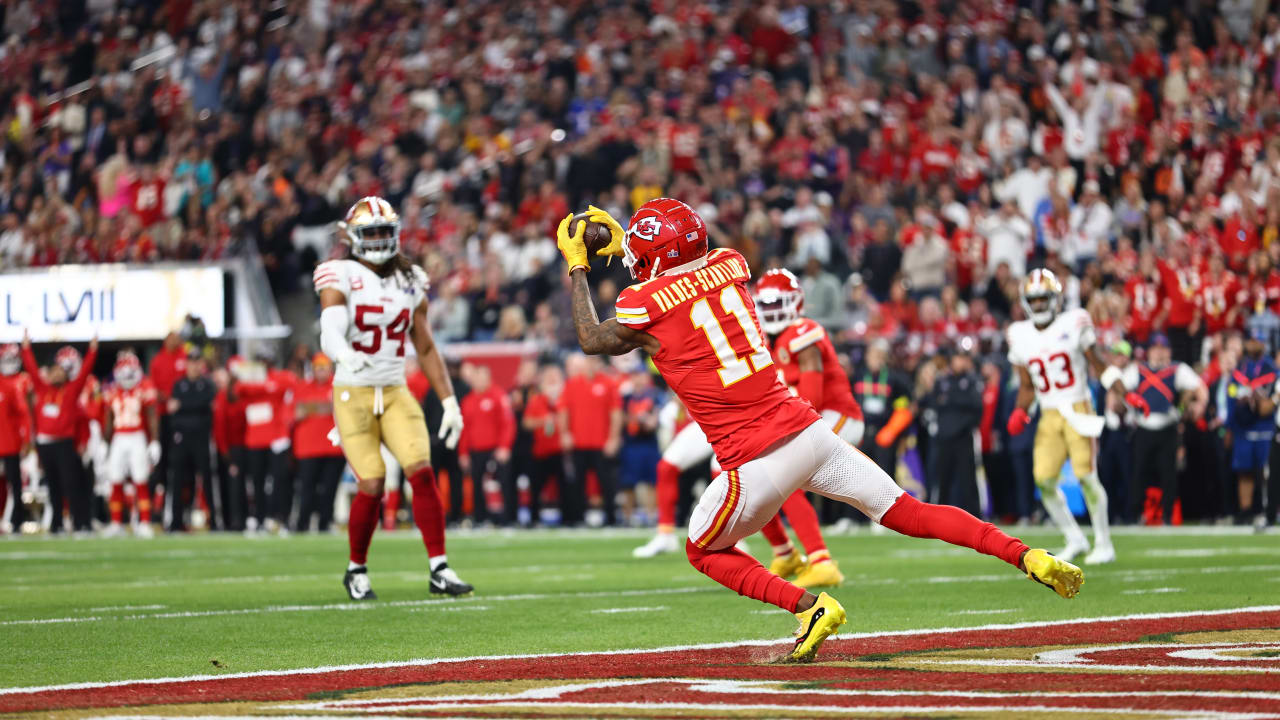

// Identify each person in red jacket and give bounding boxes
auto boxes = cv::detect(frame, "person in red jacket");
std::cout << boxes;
[521,365,565,526]
[459,364,517,525]
[21,331,98,534]
[148,332,188,512]
[293,354,344,533]
[230,353,297,534]
[212,360,247,531]
[0,357,33,531]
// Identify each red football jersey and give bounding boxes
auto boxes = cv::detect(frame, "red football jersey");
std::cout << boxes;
[1123,275,1162,342]
[769,317,862,420]
[104,381,158,435]
[1159,260,1200,328]
[614,248,818,469]
[1198,270,1239,334]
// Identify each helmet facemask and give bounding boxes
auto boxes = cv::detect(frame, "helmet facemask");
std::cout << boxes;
[347,221,400,266]
[0,348,18,376]
[755,289,800,335]
[1022,292,1058,327]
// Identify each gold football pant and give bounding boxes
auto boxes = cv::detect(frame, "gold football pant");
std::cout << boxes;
[332,385,431,480]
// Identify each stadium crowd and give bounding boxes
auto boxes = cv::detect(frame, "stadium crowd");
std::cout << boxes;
[3,0,1280,534]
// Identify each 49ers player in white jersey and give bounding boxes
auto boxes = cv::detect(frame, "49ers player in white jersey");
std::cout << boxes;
[1007,269,1127,564]
[102,352,160,538]
[316,196,471,600]
[562,199,1082,662]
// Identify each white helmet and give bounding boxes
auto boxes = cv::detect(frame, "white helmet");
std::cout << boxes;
[1020,268,1063,327]
[113,351,144,390]
[341,196,400,266]
[753,268,805,335]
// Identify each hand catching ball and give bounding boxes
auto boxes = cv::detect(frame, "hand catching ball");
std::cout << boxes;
[573,213,614,257]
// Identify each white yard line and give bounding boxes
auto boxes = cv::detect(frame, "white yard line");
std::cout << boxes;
[589,606,668,614]
[1121,587,1184,595]
[2,605,1277,696]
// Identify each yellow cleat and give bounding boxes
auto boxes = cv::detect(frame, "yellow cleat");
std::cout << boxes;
[1023,548,1084,599]
[769,550,807,579]
[788,592,847,662]
[794,560,845,588]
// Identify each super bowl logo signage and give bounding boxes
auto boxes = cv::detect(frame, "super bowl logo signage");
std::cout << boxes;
[0,265,225,342]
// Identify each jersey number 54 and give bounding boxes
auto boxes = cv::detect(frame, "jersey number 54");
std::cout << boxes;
[352,305,411,357]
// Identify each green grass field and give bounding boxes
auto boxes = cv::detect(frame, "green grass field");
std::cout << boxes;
[2,526,1276,690]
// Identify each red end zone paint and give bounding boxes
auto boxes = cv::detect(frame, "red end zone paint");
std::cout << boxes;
[3,607,1279,715]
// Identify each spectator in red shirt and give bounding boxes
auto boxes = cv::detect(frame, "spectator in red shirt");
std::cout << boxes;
[0,361,33,530]
[522,365,566,526]
[1199,253,1240,335]
[458,364,517,525]
[292,354,344,533]
[212,361,247,531]
[21,332,98,534]
[130,164,167,229]
[1159,240,1203,365]
[558,354,622,527]
[1220,211,1259,272]
[231,355,296,534]
[1124,250,1164,345]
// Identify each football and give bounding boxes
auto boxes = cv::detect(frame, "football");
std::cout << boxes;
[572,213,613,256]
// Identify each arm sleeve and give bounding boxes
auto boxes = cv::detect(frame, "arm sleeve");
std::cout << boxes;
[798,371,824,410]
[320,304,356,364]
[20,346,44,392]
[1044,82,1071,119]
[499,396,517,450]
[614,287,653,330]
[1175,364,1204,392]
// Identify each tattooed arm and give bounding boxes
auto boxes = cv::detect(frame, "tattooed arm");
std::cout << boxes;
[570,269,660,356]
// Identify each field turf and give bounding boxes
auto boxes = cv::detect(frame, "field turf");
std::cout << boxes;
[2,526,1278,717]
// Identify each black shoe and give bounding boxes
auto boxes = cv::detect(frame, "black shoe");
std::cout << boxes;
[429,565,474,596]
[343,566,377,601]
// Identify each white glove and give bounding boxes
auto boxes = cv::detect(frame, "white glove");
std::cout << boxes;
[93,440,109,471]
[84,420,104,467]
[326,426,342,447]
[147,440,162,466]
[438,396,463,450]
[336,349,372,374]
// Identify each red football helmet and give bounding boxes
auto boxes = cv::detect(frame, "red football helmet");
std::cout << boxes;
[114,351,143,389]
[55,346,82,377]
[0,343,18,376]
[754,268,805,335]
[622,198,708,282]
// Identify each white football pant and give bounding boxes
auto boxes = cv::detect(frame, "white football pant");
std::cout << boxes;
[688,420,904,551]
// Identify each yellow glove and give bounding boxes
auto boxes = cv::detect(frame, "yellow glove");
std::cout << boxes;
[584,204,626,263]
[556,213,589,274]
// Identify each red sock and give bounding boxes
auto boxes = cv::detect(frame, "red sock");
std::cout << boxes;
[686,539,806,611]
[879,494,1028,568]
[407,467,446,557]
[135,483,152,524]
[781,490,828,561]
[758,514,793,555]
[109,484,125,524]
[348,491,382,565]
[655,460,679,530]
[383,489,401,530]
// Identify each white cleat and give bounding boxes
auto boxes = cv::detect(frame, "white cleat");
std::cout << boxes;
[134,523,155,539]
[632,532,679,558]
[1083,542,1115,565]
[101,523,126,538]
[1056,538,1090,564]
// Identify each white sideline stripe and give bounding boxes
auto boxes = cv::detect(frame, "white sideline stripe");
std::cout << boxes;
[1144,547,1279,557]
[1122,587,1184,595]
[86,605,166,612]
[0,586,716,627]
[291,678,1280,708]
[407,605,490,614]
[589,606,668,614]
[3,605,1278,697]
[282,700,1278,719]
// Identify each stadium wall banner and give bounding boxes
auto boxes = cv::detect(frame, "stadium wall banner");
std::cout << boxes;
[0,264,226,342]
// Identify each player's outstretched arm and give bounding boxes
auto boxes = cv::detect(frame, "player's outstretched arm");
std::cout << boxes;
[569,269,656,356]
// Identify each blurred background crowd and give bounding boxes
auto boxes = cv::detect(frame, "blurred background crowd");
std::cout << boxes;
[3,0,1280,535]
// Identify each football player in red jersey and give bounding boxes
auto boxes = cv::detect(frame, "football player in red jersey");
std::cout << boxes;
[752,268,865,588]
[558,199,1082,661]
[102,352,161,538]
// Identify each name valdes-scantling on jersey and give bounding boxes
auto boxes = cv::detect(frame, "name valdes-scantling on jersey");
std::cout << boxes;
[312,259,429,387]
